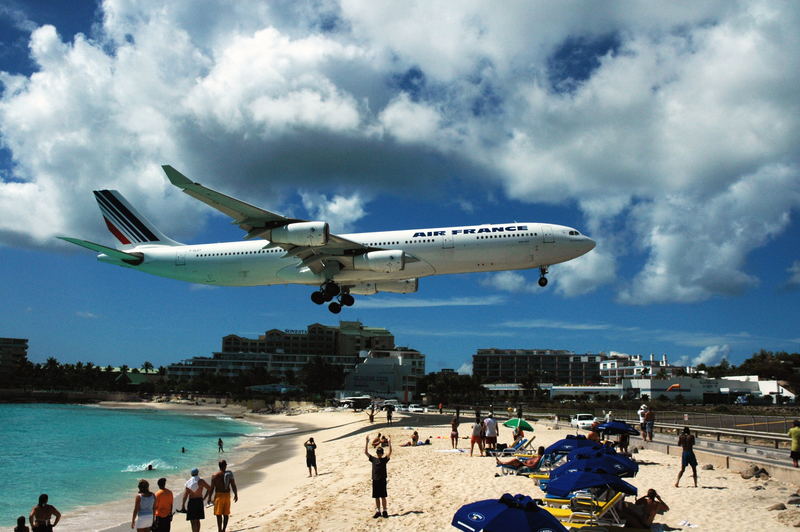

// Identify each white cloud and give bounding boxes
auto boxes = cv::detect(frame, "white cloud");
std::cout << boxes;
[0,1,798,308]
[694,344,731,366]
[300,191,367,233]
[480,271,538,294]
[76,311,99,319]
[457,362,472,375]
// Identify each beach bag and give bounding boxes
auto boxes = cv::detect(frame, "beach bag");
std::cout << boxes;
[496,443,507,451]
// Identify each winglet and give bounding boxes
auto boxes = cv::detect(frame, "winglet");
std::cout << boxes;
[162,165,194,188]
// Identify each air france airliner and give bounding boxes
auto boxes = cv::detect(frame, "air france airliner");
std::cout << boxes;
[59,166,596,313]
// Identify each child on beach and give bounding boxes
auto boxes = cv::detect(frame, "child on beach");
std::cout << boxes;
[364,434,392,518]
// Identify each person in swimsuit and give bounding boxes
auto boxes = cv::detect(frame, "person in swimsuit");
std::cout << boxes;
[131,479,155,531]
[181,468,211,532]
[207,460,238,532]
[217,438,224,453]
[470,417,484,457]
[675,427,698,487]
[29,494,60,532]
[14,516,30,532]
[450,415,459,449]
[304,438,318,476]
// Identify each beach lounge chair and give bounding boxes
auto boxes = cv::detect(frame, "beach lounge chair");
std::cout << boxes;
[543,491,626,528]
[489,437,529,456]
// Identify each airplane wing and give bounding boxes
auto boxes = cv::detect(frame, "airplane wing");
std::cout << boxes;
[162,166,380,273]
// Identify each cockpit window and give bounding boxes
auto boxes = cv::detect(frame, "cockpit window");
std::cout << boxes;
[568,230,581,236]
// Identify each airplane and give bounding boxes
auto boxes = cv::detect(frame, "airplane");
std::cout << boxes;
[59,166,596,313]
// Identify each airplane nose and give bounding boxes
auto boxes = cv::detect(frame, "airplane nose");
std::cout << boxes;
[579,236,596,255]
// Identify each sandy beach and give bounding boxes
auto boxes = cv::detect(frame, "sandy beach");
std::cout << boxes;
[78,403,800,531]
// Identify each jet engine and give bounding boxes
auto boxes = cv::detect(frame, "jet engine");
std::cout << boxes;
[352,250,405,273]
[270,222,329,247]
[348,279,418,295]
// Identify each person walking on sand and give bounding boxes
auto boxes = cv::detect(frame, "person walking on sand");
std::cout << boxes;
[450,414,459,449]
[675,427,698,487]
[153,477,174,532]
[29,494,60,532]
[207,460,238,532]
[131,479,155,531]
[364,434,392,519]
[305,437,318,476]
[217,438,224,453]
[181,468,211,532]
[470,417,484,457]
[788,420,800,467]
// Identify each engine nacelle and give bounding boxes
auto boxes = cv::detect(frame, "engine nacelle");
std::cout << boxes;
[348,279,418,295]
[352,250,405,273]
[270,222,329,247]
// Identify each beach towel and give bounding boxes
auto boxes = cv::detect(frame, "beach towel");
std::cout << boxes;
[185,475,200,491]
[224,470,234,490]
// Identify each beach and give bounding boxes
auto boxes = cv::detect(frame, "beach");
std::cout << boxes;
[85,405,800,532]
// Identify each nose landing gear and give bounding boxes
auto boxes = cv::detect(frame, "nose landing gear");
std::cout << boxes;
[538,265,549,287]
[310,282,355,313]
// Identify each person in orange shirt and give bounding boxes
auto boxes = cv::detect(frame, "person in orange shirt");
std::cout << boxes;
[153,478,174,532]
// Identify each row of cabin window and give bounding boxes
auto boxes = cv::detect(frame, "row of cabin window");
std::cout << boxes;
[197,249,282,257]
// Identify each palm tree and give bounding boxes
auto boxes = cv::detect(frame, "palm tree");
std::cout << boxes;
[143,361,154,374]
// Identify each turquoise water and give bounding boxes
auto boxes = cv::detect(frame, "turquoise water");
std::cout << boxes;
[0,404,270,528]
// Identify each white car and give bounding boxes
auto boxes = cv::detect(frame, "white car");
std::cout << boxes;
[407,404,425,413]
[570,413,597,429]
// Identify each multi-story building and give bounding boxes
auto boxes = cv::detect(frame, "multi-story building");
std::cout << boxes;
[0,337,28,375]
[599,353,691,384]
[473,348,603,385]
[167,321,395,380]
[342,348,426,400]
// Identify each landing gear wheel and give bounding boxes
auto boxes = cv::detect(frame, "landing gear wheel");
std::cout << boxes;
[538,276,548,287]
[323,282,340,298]
[340,293,355,307]
[328,302,342,314]
[538,265,549,287]
[311,291,325,304]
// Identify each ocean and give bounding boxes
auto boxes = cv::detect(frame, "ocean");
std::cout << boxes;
[0,403,293,530]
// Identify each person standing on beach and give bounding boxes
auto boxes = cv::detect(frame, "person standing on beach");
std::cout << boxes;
[788,420,800,467]
[483,413,499,452]
[29,494,60,532]
[131,479,155,531]
[675,427,698,487]
[469,417,484,457]
[386,404,393,424]
[207,460,238,532]
[217,438,224,453]
[305,437,318,476]
[181,468,211,532]
[450,415,459,449]
[643,407,655,441]
[637,404,648,438]
[14,516,29,532]
[153,478,174,532]
[364,434,392,518]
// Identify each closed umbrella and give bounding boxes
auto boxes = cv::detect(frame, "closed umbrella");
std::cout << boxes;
[503,418,534,431]
[452,493,568,532]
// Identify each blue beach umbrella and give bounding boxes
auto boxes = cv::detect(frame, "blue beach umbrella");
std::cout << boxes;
[452,493,568,532]
[545,470,638,499]
[595,420,639,435]
[544,435,602,456]
[550,454,638,479]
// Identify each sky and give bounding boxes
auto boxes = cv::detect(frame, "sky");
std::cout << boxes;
[1,1,799,374]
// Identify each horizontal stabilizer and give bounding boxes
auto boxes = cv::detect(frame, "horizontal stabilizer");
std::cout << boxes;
[58,237,144,265]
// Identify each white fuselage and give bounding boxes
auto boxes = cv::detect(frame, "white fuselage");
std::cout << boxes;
[100,222,595,287]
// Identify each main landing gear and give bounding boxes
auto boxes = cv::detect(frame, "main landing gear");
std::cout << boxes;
[538,265,549,287]
[310,282,355,313]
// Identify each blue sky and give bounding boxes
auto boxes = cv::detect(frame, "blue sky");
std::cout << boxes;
[1,1,799,373]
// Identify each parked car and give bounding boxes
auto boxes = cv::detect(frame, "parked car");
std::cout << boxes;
[570,413,597,429]
[407,404,425,413]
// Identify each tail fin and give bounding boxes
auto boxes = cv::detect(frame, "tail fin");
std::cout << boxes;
[93,190,181,248]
